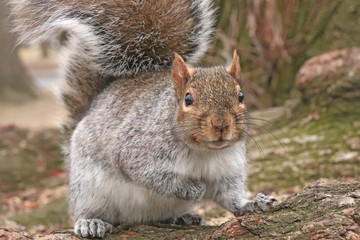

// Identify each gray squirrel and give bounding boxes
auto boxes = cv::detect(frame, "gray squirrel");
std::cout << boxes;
[9,0,276,238]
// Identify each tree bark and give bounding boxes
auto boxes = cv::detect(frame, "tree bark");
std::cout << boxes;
[0,3,36,102]
[210,180,360,239]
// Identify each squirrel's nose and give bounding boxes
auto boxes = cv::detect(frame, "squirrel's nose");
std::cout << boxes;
[211,120,230,133]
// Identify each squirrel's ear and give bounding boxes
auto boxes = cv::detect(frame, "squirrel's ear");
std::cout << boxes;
[228,50,242,83]
[172,53,191,97]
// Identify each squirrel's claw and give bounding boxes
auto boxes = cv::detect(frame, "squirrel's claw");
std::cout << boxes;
[253,193,277,212]
[74,218,113,238]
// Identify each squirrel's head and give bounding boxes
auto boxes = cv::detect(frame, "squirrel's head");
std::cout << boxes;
[172,51,248,150]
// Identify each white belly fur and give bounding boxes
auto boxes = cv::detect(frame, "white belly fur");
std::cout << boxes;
[82,168,195,224]
[73,140,246,224]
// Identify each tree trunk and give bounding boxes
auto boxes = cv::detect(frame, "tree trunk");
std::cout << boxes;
[0,3,36,102]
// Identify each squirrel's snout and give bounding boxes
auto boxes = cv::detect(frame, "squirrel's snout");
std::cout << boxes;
[211,120,230,133]
[194,112,238,149]
[208,113,234,136]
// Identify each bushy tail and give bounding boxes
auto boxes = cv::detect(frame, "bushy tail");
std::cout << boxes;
[9,0,215,135]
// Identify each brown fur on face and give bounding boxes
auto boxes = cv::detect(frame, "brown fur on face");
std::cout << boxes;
[173,51,247,150]
[176,66,248,150]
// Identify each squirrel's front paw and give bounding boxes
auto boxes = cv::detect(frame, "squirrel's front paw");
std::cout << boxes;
[175,180,206,201]
[234,193,276,216]
[253,193,277,212]
[74,218,113,238]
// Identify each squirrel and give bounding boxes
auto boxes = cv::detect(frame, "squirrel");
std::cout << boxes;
[9,0,276,238]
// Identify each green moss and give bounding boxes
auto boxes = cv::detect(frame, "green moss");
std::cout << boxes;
[247,99,360,191]
[0,127,64,192]
[10,197,70,228]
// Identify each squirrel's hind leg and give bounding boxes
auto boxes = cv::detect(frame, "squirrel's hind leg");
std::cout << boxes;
[74,218,114,238]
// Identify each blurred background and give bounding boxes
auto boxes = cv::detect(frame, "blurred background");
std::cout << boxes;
[1,0,360,234]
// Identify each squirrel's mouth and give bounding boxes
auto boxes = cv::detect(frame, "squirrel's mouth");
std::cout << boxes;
[189,136,238,150]
[203,139,232,150]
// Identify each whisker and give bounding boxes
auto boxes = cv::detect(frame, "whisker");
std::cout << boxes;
[243,123,287,155]
[244,130,264,160]
[247,116,278,126]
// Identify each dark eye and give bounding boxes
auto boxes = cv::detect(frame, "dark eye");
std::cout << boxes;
[185,93,194,106]
[238,91,244,103]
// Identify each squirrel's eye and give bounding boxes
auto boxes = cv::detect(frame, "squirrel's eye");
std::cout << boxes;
[238,91,244,103]
[185,93,194,106]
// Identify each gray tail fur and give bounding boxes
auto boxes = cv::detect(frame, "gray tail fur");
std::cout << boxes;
[9,0,215,136]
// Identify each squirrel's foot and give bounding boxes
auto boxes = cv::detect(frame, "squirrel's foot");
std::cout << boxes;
[175,213,206,226]
[234,193,277,216]
[159,213,206,226]
[74,218,113,238]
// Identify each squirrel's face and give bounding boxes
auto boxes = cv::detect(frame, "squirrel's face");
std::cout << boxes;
[172,51,247,150]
